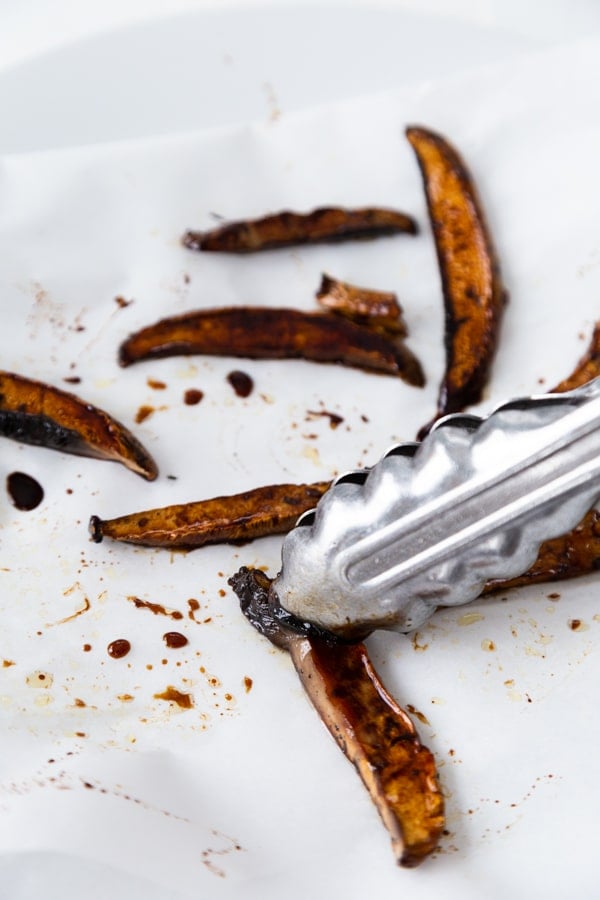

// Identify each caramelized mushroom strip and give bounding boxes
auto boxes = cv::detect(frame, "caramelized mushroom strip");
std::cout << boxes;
[483,509,600,595]
[551,322,600,392]
[316,273,408,335]
[89,481,330,548]
[0,371,157,480]
[229,567,445,868]
[406,126,507,434]
[118,307,425,387]
[182,207,417,253]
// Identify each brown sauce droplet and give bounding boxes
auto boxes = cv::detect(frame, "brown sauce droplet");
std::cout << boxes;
[82,643,92,652]
[7,471,44,511]
[154,686,194,709]
[187,598,200,621]
[147,378,167,390]
[135,405,154,424]
[163,631,188,649]
[2,659,15,668]
[63,376,82,384]
[107,638,131,659]
[184,388,204,405]
[227,370,254,398]
[115,295,132,308]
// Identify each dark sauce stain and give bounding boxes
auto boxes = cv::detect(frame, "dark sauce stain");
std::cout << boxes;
[107,639,131,659]
[243,676,253,693]
[6,471,44,510]
[307,408,344,429]
[154,686,194,709]
[569,619,583,631]
[163,631,188,648]
[227,370,254,398]
[115,296,133,308]
[128,596,184,620]
[184,388,204,405]
[82,644,92,652]
[63,376,82,385]
[147,378,167,390]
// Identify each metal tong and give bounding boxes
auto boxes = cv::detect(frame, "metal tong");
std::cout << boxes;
[274,377,600,636]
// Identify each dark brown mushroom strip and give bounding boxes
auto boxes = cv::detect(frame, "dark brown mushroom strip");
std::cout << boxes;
[182,207,418,253]
[483,509,600,595]
[229,567,445,868]
[118,307,425,387]
[406,126,507,435]
[316,273,407,335]
[89,481,330,548]
[0,371,157,480]
[551,322,600,393]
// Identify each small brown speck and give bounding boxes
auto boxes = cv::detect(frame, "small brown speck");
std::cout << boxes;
[147,378,167,390]
[547,592,561,600]
[63,376,81,384]
[74,698,86,708]
[406,704,430,726]
[244,676,253,693]
[83,643,92,652]
[2,659,15,668]
[115,296,132,308]
[481,639,496,652]
[135,405,154,424]
[568,618,588,632]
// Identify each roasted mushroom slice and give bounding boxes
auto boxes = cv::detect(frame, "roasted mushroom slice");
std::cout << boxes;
[551,322,600,393]
[89,482,329,549]
[316,273,408,335]
[183,206,417,253]
[229,567,445,868]
[118,307,425,387]
[0,370,158,480]
[406,126,507,434]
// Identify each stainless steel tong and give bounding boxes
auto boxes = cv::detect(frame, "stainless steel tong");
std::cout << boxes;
[274,377,600,635]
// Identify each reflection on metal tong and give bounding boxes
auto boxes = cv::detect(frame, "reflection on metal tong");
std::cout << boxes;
[274,377,600,636]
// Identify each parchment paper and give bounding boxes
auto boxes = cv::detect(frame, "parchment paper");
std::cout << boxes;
[2,35,600,899]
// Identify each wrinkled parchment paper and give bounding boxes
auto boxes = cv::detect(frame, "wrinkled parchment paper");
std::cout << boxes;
[2,35,600,900]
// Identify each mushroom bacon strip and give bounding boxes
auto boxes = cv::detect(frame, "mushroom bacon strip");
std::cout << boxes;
[229,567,445,868]
[182,206,418,253]
[406,126,507,435]
[0,370,158,480]
[551,321,600,393]
[316,273,408,335]
[89,481,330,549]
[118,307,425,387]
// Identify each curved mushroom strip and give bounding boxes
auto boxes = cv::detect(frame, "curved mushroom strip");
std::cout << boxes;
[89,482,329,549]
[551,322,600,393]
[183,206,417,253]
[118,307,425,387]
[0,371,157,480]
[406,126,507,434]
[229,567,445,868]
[316,273,407,335]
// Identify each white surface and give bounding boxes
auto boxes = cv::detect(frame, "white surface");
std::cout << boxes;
[2,32,600,899]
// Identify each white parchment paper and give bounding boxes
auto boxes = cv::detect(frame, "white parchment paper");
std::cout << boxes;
[2,35,600,899]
